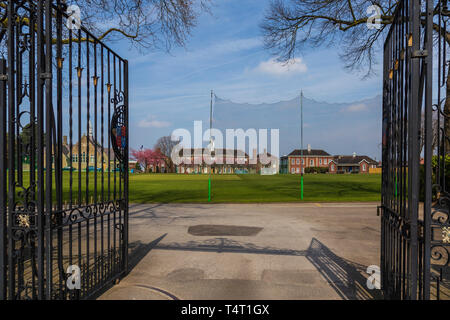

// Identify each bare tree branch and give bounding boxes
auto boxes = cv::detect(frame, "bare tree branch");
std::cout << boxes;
[154,136,180,173]
[260,0,399,77]
[0,0,211,52]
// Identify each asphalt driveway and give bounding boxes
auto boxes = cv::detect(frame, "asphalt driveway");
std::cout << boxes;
[100,202,382,300]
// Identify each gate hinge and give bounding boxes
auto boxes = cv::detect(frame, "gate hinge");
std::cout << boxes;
[412,50,428,58]
[0,74,7,81]
[377,205,383,217]
[40,73,52,80]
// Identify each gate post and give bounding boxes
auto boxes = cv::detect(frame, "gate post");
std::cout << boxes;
[408,0,421,300]
[36,0,46,300]
[44,0,54,299]
[422,0,433,301]
[7,0,16,300]
[123,60,129,274]
[0,58,7,300]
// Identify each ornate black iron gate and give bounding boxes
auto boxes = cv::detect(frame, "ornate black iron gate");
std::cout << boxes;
[382,0,449,300]
[0,0,129,299]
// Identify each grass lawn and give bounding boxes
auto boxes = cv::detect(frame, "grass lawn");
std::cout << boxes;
[128,173,381,203]
[12,172,381,203]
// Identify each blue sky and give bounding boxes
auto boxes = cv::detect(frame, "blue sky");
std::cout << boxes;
[107,0,383,152]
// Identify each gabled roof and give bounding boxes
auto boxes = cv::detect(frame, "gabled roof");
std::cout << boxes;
[331,155,378,165]
[288,149,330,156]
[177,148,248,157]
[63,134,117,161]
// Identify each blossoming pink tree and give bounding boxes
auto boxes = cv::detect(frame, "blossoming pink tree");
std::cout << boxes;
[131,148,167,173]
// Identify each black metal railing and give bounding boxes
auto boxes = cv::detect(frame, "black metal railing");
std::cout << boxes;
[0,0,129,300]
[382,0,449,300]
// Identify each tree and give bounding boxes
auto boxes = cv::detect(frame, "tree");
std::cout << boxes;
[0,0,211,51]
[154,136,179,173]
[130,148,155,173]
[261,0,449,149]
[131,147,168,173]
[261,0,399,75]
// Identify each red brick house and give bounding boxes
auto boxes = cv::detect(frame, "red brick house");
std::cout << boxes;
[329,153,378,174]
[175,148,251,174]
[280,145,333,174]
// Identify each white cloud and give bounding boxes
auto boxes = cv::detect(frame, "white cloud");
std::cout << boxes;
[254,58,308,76]
[342,103,368,112]
[138,116,171,128]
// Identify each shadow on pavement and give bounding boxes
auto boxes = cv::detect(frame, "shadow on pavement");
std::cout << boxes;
[128,234,168,271]
[305,238,382,300]
[132,236,381,300]
[157,237,308,256]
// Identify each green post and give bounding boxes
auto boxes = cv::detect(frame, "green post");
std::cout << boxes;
[300,90,304,200]
[208,177,211,202]
[208,90,213,202]
[301,175,304,200]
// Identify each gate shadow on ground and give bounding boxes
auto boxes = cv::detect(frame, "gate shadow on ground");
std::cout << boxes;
[90,234,168,300]
[128,234,168,270]
[305,238,382,300]
[148,237,381,300]
[128,203,166,217]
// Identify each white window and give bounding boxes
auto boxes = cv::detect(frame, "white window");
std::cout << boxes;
[90,155,94,163]
[296,168,300,173]
[291,159,295,165]
[296,159,300,164]
[331,164,335,171]
[291,168,295,174]
[362,164,367,171]
[310,159,314,166]
[319,159,322,165]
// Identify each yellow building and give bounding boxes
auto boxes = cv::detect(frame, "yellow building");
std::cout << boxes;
[64,121,117,171]
[21,122,121,172]
[27,121,118,172]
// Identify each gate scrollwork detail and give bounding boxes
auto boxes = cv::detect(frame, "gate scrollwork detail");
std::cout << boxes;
[111,90,127,164]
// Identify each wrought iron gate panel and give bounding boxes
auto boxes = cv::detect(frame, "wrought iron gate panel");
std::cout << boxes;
[382,0,414,299]
[0,0,129,300]
[431,0,450,301]
[382,0,448,300]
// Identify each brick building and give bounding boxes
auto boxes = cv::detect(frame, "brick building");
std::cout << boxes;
[279,145,333,174]
[175,148,252,174]
[328,153,378,174]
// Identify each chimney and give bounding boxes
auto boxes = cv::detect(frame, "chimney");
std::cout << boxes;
[353,152,356,158]
[253,148,257,160]
[63,136,67,145]
[307,144,311,153]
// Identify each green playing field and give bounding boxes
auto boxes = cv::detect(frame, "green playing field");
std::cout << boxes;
[126,173,381,203]
[11,172,381,203]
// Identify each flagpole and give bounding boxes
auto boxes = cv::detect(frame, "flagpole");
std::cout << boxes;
[208,90,213,202]
[300,90,304,200]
